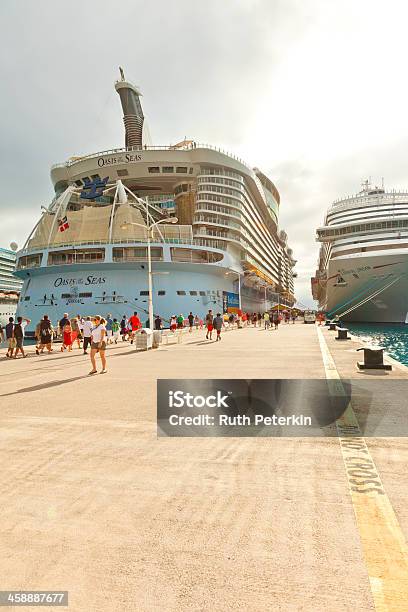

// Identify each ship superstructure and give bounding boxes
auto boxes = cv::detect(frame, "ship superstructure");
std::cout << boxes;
[312,180,408,322]
[15,70,296,332]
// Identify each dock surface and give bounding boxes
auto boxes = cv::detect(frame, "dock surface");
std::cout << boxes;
[1,323,408,611]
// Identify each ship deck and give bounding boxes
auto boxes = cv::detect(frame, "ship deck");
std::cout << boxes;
[1,324,408,611]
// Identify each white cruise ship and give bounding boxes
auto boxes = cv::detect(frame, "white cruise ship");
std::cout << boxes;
[0,246,22,325]
[15,70,296,334]
[312,180,408,322]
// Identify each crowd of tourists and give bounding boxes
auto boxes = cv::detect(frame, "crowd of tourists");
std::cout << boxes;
[0,307,300,372]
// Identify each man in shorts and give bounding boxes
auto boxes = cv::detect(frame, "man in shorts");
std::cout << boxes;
[82,316,93,354]
[5,317,15,358]
[128,311,141,344]
[213,312,223,341]
[205,310,214,340]
[13,316,31,358]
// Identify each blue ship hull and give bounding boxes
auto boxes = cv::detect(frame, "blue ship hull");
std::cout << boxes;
[16,260,276,334]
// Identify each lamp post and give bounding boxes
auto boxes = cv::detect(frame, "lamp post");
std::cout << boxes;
[121,205,178,330]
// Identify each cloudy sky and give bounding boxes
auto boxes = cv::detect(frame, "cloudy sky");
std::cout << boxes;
[1,0,408,305]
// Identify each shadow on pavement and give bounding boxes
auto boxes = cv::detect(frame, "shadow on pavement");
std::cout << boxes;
[0,375,89,397]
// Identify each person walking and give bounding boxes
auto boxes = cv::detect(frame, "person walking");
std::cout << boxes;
[59,313,69,338]
[188,312,194,332]
[112,318,120,343]
[13,316,31,358]
[154,315,162,331]
[5,317,15,358]
[34,320,42,355]
[71,316,82,348]
[62,319,73,352]
[213,312,223,341]
[291,311,297,324]
[39,315,53,353]
[194,314,200,330]
[263,311,270,329]
[89,315,107,375]
[205,310,214,340]
[105,314,113,344]
[128,311,141,344]
[120,315,128,341]
[177,314,184,329]
[170,315,177,332]
[82,316,93,354]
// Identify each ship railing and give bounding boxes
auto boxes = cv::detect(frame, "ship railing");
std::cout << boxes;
[328,193,408,213]
[18,236,229,255]
[50,143,252,172]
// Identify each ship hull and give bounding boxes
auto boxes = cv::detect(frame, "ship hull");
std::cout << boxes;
[323,251,408,323]
[15,261,279,334]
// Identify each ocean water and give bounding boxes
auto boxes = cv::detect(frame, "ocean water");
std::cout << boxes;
[346,323,408,365]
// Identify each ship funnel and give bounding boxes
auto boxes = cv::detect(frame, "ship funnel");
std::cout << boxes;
[115,67,144,149]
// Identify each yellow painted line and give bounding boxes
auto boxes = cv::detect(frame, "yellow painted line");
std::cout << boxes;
[316,326,408,611]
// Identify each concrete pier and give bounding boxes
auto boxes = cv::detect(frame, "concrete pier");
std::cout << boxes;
[1,323,408,611]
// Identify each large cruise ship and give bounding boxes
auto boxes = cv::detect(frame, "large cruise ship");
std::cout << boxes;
[15,70,296,333]
[0,246,22,325]
[312,180,408,322]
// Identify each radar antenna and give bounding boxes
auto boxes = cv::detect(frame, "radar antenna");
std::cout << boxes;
[119,66,125,81]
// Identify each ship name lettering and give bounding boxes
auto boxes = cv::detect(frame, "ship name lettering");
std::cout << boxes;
[85,275,106,286]
[125,153,142,162]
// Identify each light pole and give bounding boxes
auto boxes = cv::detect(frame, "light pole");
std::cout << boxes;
[121,206,178,330]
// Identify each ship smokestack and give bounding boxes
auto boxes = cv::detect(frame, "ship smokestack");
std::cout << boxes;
[115,67,144,149]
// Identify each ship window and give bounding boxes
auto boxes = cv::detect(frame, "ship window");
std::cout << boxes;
[24,296,30,301]
[189,291,198,295]
[176,167,188,173]
[177,290,186,295]
[189,167,194,174]
[75,180,83,187]
[117,169,129,177]
[148,167,160,173]
[91,174,101,180]
[140,291,149,296]
[48,249,104,265]
[17,254,42,270]
[61,293,71,298]
[158,290,166,296]
[112,247,163,262]
[79,293,92,298]
[199,291,206,296]
[162,167,174,173]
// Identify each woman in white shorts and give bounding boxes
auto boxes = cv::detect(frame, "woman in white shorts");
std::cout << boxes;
[89,316,107,375]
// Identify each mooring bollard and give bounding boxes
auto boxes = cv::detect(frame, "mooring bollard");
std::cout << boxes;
[329,322,337,331]
[335,327,351,340]
[356,346,392,370]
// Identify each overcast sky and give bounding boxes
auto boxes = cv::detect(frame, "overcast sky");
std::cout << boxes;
[1,0,408,305]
